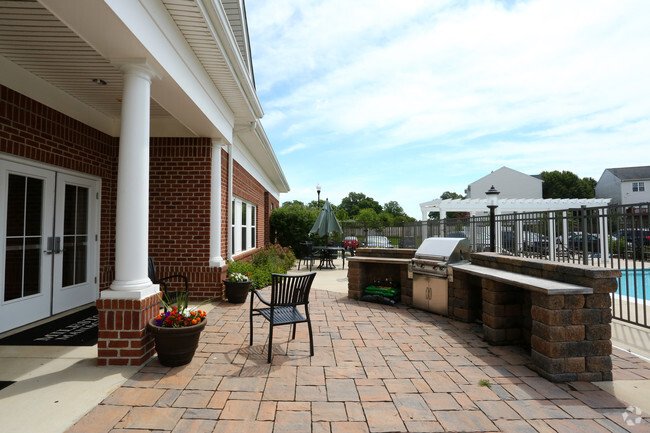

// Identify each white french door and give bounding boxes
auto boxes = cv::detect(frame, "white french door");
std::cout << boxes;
[0,159,99,333]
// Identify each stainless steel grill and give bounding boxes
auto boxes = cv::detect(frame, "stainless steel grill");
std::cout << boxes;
[409,237,471,315]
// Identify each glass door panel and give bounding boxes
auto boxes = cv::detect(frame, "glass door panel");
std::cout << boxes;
[0,162,54,333]
[52,173,97,314]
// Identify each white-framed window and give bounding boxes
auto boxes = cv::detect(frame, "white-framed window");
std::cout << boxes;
[231,198,256,255]
[632,182,645,192]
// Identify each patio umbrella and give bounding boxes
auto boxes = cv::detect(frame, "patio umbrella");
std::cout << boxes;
[309,200,342,237]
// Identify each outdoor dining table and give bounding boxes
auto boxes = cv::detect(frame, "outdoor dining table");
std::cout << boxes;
[313,246,345,269]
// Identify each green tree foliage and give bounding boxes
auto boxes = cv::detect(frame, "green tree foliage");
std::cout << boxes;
[541,170,597,198]
[340,192,382,218]
[440,191,465,200]
[269,203,319,252]
[383,200,406,217]
[356,208,383,230]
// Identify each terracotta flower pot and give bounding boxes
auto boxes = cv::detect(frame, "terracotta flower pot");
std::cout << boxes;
[224,280,252,303]
[147,318,206,367]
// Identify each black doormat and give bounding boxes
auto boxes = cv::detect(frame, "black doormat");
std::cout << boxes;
[0,307,98,346]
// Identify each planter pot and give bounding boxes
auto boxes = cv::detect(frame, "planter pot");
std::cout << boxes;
[224,280,252,303]
[147,318,206,367]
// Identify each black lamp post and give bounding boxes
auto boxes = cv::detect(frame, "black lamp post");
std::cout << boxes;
[486,185,500,253]
[316,183,321,206]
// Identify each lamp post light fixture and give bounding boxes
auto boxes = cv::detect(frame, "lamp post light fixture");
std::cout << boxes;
[316,184,321,206]
[486,185,500,253]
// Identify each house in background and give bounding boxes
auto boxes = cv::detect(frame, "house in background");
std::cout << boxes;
[0,0,288,365]
[464,166,543,199]
[595,166,650,205]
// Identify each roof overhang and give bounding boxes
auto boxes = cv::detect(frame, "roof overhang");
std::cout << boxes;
[0,0,288,192]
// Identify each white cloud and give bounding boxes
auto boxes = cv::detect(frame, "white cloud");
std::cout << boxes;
[249,0,650,217]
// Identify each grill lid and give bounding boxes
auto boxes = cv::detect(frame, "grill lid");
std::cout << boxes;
[414,237,471,263]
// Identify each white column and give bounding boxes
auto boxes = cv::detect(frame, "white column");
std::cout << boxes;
[227,142,234,261]
[210,139,226,267]
[106,61,159,299]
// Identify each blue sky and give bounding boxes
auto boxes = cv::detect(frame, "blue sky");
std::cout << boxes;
[246,0,650,218]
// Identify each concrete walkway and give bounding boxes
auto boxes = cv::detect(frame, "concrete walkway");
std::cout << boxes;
[2,259,650,432]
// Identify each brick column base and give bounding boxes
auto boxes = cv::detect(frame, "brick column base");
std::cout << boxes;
[96,292,160,366]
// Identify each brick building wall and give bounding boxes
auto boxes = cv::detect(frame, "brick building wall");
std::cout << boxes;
[2,84,281,321]
[0,85,119,291]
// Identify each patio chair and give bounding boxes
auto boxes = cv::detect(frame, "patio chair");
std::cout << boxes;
[250,272,316,363]
[297,242,317,271]
[148,257,188,306]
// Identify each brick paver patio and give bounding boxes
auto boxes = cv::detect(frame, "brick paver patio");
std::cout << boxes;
[68,289,650,432]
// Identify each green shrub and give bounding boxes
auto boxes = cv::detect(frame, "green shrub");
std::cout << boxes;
[227,244,297,291]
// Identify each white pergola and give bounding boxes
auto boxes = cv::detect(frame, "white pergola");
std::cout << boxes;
[420,197,613,262]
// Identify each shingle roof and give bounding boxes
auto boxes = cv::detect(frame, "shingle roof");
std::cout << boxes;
[606,166,650,180]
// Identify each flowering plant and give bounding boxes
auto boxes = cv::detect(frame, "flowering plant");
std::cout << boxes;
[152,291,208,328]
[226,272,249,283]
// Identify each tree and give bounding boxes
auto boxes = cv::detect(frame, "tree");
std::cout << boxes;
[541,171,597,198]
[340,192,382,217]
[356,208,382,230]
[440,191,465,200]
[383,200,406,217]
[269,203,320,252]
[281,200,305,208]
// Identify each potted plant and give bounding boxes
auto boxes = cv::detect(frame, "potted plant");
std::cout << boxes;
[147,292,208,367]
[223,271,252,304]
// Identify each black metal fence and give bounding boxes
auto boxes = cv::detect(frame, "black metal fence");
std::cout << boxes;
[341,202,650,328]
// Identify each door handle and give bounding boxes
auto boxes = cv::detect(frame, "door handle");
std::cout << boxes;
[44,236,62,254]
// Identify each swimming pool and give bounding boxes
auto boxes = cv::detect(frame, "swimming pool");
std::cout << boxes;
[617,269,650,302]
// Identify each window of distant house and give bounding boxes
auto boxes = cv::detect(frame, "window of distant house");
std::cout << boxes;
[633,182,645,192]
[231,198,256,255]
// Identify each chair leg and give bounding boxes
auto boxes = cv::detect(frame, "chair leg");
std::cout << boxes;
[291,323,296,340]
[267,324,274,363]
[249,296,254,346]
[306,307,314,357]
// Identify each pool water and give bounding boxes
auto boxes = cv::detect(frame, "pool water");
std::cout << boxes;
[617,269,650,301]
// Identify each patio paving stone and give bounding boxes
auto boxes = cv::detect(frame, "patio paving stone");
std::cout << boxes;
[65,287,650,433]
[435,410,497,432]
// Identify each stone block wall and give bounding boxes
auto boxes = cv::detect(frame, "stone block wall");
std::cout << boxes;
[451,253,620,382]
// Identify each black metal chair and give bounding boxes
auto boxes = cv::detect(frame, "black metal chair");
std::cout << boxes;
[250,272,316,363]
[148,257,188,305]
[297,242,317,271]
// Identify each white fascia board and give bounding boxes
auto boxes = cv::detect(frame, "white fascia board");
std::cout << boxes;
[251,122,289,192]
[231,134,284,199]
[0,55,119,136]
[108,0,236,140]
[196,0,263,119]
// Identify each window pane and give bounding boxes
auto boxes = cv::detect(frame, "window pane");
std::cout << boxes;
[232,227,235,254]
[64,185,76,235]
[241,204,246,225]
[25,177,43,236]
[76,187,88,233]
[252,227,256,248]
[4,238,23,301]
[62,235,75,287]
[251,206,256,227]
[6,174,26,237]
[75,235,87,284]
[242,227,246,250]
[232,200,235,225]
[23,237,41,296]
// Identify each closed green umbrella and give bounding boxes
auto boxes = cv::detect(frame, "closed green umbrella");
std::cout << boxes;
[309,200,342,237]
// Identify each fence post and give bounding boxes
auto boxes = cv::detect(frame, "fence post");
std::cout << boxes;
[581,205,588,265]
